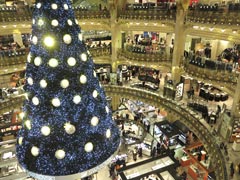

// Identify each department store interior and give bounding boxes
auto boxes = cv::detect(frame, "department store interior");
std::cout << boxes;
[0,0,240,180]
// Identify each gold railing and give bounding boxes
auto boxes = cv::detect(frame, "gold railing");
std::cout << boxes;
[118,9,176,21]
[104,85,227,180]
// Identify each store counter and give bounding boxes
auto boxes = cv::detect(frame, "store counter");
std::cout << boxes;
[188,165,199,180]
[180,156,192,167]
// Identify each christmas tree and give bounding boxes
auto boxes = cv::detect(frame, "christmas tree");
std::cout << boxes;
[16,0,120,179]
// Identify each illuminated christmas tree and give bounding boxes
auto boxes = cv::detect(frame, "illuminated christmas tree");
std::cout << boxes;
[16,0,120,179]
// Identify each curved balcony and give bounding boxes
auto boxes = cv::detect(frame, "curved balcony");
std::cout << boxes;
[118,49,172,68]
[0,95,24,115]
[186,11,240,27]
[118,9,176,22]
[104,85,227,180]
[184,63,238,96]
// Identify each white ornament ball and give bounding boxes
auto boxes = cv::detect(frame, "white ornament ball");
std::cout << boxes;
[44,36,55,47]
[36,3,41,9]
[32,36,38,45]
[38,19,44,26]
[41,126,51,136]
[48,58,58,68]
[63,34,72,44]
[80,53,87,61]
[64,4,69,10]
[34,56,42,66]
[67,57,76,66]
[80,75,87,84]
[106,129,111,138]
[32,19,35,24]
[67,19,73,26]
[55,149,66,159]
[105,106,109,113]
[27,77,33,85]
[60,79,69,89]
[75,19,79,24]
[78,33,82,41]
[93,90,98,98]
[73,95,81,104]
[84,142,93,152]
[51,19,59,27]
[31,146,39,156]
[40,79,47,88]
[18,137,23,145]
[27,53,32,63]
[64,123,76,135]
[51,3,58,10]
[25,120,31,130]
[93,70,96,77]
[91,116,99,126]
[52,98,61,107]
[32,96,39,105]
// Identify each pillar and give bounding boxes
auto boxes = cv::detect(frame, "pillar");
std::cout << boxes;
[171,1,189,84]
[231,74,240,118]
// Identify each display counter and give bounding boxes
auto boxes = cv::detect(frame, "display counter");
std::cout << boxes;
[188,165,199,180]
[180,156,193,167]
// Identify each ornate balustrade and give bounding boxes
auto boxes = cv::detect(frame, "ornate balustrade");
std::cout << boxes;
[104,85,227,180]
[118,10,176,21]
[118,49,172,67]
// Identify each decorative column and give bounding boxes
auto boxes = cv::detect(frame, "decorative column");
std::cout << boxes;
[171,0,189,84]
[13,30,24,48]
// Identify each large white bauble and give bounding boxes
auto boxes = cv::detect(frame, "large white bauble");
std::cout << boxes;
[27,53,32,63]
[48,58,58,67]
[84,142,93,152]
[64,4,69,10]
[32,19,35,24]
[55,149,66,159]
[25,120,31,130]
[73,95,81,104]
[106,129,111,138]
[31,146,39,156]
[27,77,33,85]
[36,3,41,9]
[18,137,23,145]
[63,34,72,44]
[64,123,76,135]
[51,3,58,10]
[80,75,87,84]
[92,90,98,98]
[51,19,59,27]
[78,33,82,41]
[67,57,76,66]
[67,19,73,26]
[91,116,99,126]
[32,96,39,105]
[40,79,47,88]
[105,106,109,113]
[52,98,61,107]
[34,56,42,66]
[80,53,87,61]
[93,70,96,77]
[32,36,38,45]
[60,79,69,88]
[41,126,51,136]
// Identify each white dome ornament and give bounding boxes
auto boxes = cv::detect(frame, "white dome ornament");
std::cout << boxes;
[31,146,39,157]
[32,36,38,45]
[51,3,58,10]
[93,90,98,98]
[106,129,111,138]
[80,75,87,84]
[67,19,73,26]
[75,19,79,24]
[18,137,23,145]
[41,126,51,136]
[48,58,58,67]
[38,19,44,27]
[27,53,32,63]
[93,70,96,77]
[67,57,76,66]
[52,98,61,107]
[63,4,69,10]
[80,53,87,62]
[36,3,41,9]
[44,36,55,48]
[60,79,69,89]
[105,106,109,113]
[32,96,39,106]
[64,122,76,135]
[51,19,59,27]
[34,56,42,66]
[73,95,81,104]
[40,79,47,88]
[78,33,82,41]
[91,116,99,126]
[63,34,72,44]
[27,77,33,85]
[25,120,31,130]
[32,19,35,24]
[84,142,93,152]
[55,150,66,159]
